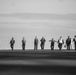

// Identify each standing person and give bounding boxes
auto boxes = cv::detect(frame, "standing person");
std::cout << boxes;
[73,35,76,50]
[66,36,71,50]
[34,36,38,50]
[58,36,64,50]
[40,37,46,50]
[22,37,26,50]
[49,38,57,50]
[10,37,15,50]
[70,38,73,50]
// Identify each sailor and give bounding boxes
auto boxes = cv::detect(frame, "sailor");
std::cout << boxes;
[49,38,57,50]
[10,37,15,50]
[58,36,64,50]
[73,35,76,50]
[66,36,71,50]
[34,36,38,50]
[22,37,26,50]
[40,37,46,50]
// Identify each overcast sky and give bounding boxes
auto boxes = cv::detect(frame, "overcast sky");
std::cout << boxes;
[0,0,76,49]
[0,0,76,14]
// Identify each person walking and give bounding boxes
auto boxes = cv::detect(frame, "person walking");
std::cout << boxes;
[49,38,57,50]
[10,37,15,50]
[73,35,76,50]
[22,37,26,50]
[40,37,46,50]
[58,36,64,50]
[66,36,71,50]
[34,36,38,50]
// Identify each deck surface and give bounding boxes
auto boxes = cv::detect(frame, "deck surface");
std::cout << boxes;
[0,49,76,75]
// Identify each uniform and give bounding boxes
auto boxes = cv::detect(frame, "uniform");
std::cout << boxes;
[73,37,76,50]
[22,38,26,50]
[66,37,71,50]
[49,39,56,50]
[34,37,38,50]
[40,37,46,50]
[10,38,15,50]
[58,37,64,50]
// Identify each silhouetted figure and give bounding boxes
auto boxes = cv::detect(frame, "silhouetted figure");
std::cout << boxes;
[70,38,73,49]
[58,36,64,50]
[40,37,46,50]
[22,37,26,50]
[34,36,38,50]
[66,36,71,50]
[10,37,15,50]
[73,35,76,50]
[49,38,57,50]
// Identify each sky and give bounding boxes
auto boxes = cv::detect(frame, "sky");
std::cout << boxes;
[0,0,76,49]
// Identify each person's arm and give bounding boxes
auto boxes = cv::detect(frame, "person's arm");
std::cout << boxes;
[10,40,11,44]
[10,40,12,44]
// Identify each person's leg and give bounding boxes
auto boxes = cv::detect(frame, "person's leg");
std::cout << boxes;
[10,45,12,50]
[51,45,52,50]
[22,44,23,50]
[75,46,76,50]
[35,45,37,50]
[36,45,38,50]
[58,43,60,50]
[53,45,54,50]
[24,45,25,50]
[42,44,44,50]
[67,45,68,50]
[41,44,43,50]
[59,43,61,50]
[34,44,35,50]
[51,45,54,50]
[40,43,42,50]
[69,45,70,50]
[23,44,25,50]
[52,46,53,50]
[41,46,42,50]
[67,45,69,50]
[12,45,13,50]
[60,43,62,50]
[75,44,76,50]
[12,47,13,50]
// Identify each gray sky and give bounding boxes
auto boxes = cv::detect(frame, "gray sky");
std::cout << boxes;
[0,0,76,49]
[0,0,76,14]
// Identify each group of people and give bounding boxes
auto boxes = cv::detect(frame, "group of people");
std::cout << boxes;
[10,35,76,50]
[10,37,26,50]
